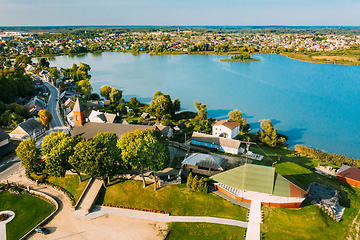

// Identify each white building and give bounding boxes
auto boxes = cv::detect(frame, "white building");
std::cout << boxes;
[212,119,240,139]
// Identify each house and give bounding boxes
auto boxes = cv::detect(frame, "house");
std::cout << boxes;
[191,132,245,155]
[174,121,186,131]
[0,129,16,158]
[62,98,75,109]
[9,118,45,141]
[154,122,173,138]
[26,96,46,111]
[212,119,240,139]
[32,77,44,89]
[87,101,99,108]
[182,153,228,176]
[88,110,119,124]
[211,164,308,208]
[336,165,360,188]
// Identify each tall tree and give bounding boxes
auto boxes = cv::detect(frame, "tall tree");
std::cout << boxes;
[258,119,286,147]
[45,135,81,180]
[38,58,50,69]
[228,109,250,135]
[69,132,119,186]
[16,139,43,174]
[76,79,93,97]
[117,129,170,189]
[38,109,53,127]
[100,86,112,100]
[146,91,179,120]
[109,88,122,103]
[194,101,207,120]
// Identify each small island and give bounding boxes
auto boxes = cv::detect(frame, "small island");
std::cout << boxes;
[220,54,260,62]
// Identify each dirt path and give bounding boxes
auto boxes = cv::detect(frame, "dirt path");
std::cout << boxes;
[347,209,360,240]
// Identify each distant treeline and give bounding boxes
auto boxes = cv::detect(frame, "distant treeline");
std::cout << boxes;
[2,26,360,36]
[295,145,360,168]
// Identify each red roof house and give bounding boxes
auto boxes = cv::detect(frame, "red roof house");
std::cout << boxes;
[336,165,360,188]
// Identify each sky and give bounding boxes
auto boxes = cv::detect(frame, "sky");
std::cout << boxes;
[0,0,359,26]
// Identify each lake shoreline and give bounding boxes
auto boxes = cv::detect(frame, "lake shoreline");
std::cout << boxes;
[219,58,260,63]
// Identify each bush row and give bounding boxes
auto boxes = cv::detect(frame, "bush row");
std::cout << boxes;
[186,172,208,193]
[295,145,360,168]
[101,204,169,215]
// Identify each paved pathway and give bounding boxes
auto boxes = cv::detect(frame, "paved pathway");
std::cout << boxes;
[246,200,262,240]
[0,211,15,240]
[72,206,248,228]
[72,178,103,216]
[7,171,166,240]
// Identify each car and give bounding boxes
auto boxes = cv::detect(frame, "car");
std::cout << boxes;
[35,227,50,235]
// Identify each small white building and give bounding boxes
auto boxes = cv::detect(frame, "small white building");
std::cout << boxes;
[212,119,240,139]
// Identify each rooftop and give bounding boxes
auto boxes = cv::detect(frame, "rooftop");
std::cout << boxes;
[211,164,307,198]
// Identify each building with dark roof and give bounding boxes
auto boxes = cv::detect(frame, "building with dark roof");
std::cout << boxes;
[191,132,245,155]
[0,129,16,158]
[182,153,228,176]
[336,164,360,188]
[210,164,308,208]
[71,122,159,140]
[9,118,45,141]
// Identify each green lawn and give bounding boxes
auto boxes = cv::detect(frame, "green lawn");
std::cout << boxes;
[248,144,360,239]
[96,179,248,221]
[47,175,91,203]
[0,191,55,240]
[166,222,246,240]
[29,173,90,203]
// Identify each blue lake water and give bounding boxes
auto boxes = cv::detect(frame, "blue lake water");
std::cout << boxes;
[48,52,360,158]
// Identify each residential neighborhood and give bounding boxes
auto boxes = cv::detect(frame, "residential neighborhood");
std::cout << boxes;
[0,26,360,240]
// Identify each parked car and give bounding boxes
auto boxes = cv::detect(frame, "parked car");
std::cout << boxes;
[35,227,50,235]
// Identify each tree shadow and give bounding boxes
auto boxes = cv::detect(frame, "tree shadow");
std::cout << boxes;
[207,109,232,119]
[279,128,307,147]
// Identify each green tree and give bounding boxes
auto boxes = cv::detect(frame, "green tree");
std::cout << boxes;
[76,79,93,97]
[186,172,193,188]
[109,88,122,103]
[45,135,81,180]
[117,129,170,189]
[258,119,286,147]
[16,139,43,174]
[146,91,179,120]
[129,97,140,108]
[100,86,112,100]
[38,58,50,69]
[198,177,205,192]
[49,68,60,82]
[191,175,199,190]
[228,109,250,135]
[38,109,53,127]
[69,132,119,186]
[194,101,207,120]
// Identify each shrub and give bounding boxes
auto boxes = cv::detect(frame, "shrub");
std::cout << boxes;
[191,175,199,190]
[186,172,193,188]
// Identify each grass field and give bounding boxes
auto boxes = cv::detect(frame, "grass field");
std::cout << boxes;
[96,179,248,221]
[166,222,246,240]
[0,191,55,240]
[247,144,360,239]
[29,173,90,203]
[284,53,360,65]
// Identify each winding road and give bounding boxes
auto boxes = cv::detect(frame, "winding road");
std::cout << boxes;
[0,79,68,182]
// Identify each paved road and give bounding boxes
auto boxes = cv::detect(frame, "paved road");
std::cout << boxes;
[43,81,64,129]
[0,79,68,182]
